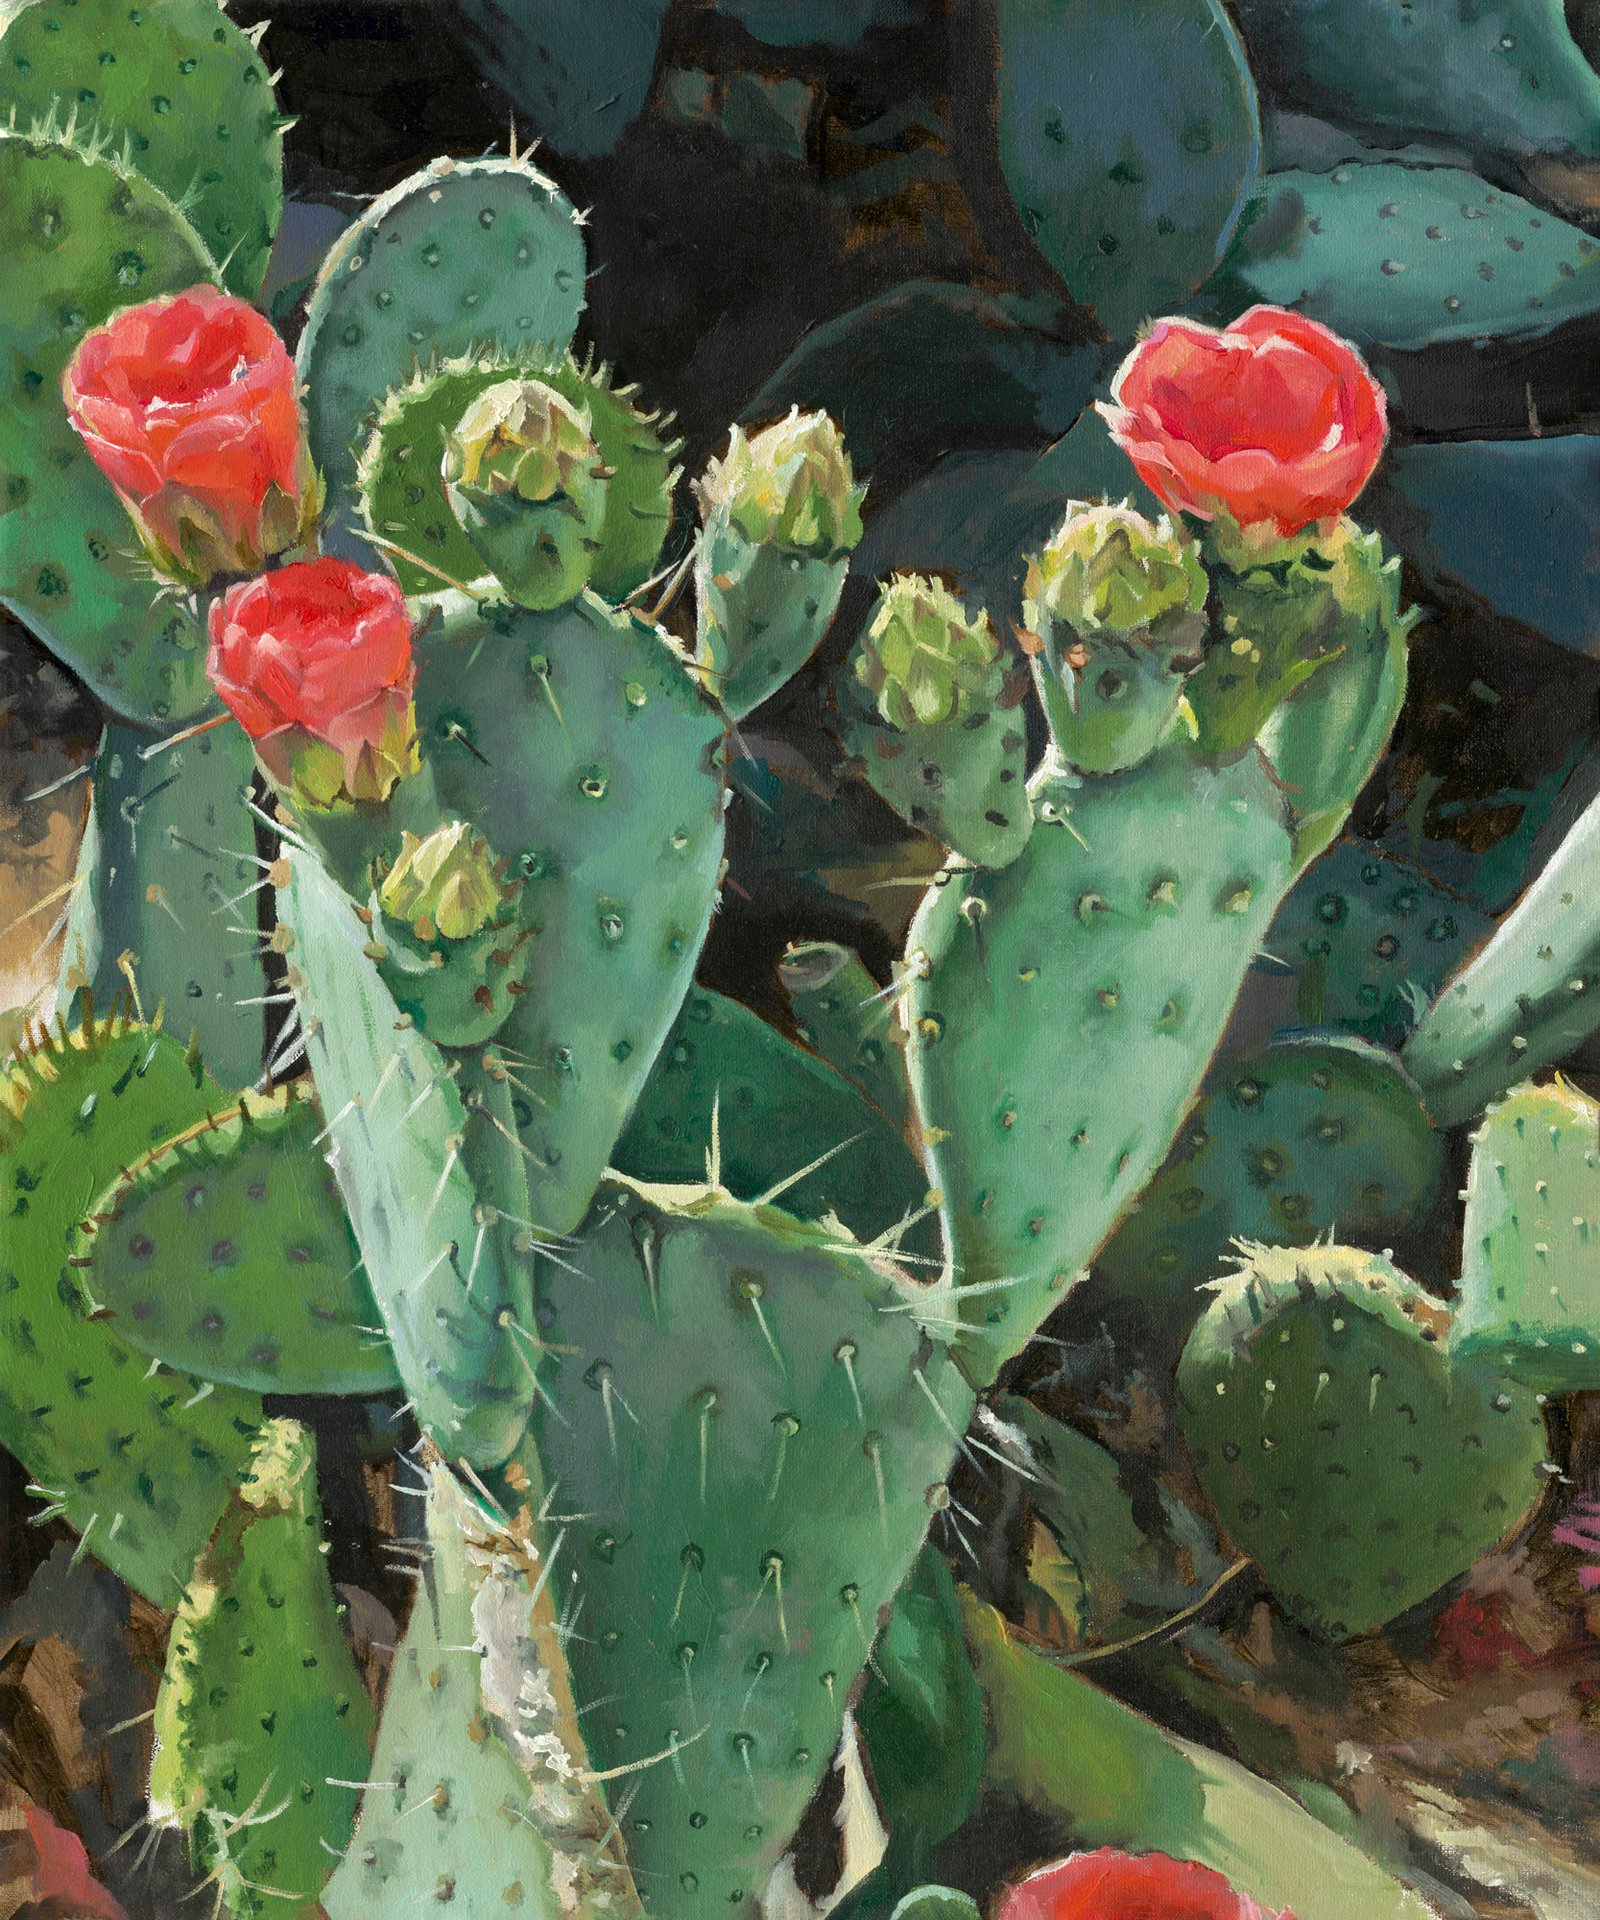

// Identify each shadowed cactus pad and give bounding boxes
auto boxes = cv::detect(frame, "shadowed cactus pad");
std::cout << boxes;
[531,1176,972,1920]
[77,1087,394,1397]
[1453,1078,1600,1392]
[0,1014,263,1602]
[0,0,284,295]
[1178,1245,1550,1639]
[149,1419,375,1918]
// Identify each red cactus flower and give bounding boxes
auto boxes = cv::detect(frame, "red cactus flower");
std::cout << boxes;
[207,558,418,807]
[62,286,317,585]
[997,1849,1291,1920]
[1552,1495,1600,1591]
[1098,307,1387,541]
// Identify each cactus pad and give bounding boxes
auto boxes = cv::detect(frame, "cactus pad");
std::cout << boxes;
[78,1088,395,1397]
[56,719,270,1090]
[1178,1245,1550,1639]
[1211,164,1600,352]
[1453,1078,1600,1392]
[532,1176,973,1920]
[0,0,283,295]
[906,745,1295,1381]
[0,1013,263,1602]
[1262,843,1490,1046]
[297,156,586,547]
[0,127,218,724]
[994,0,1261,337]
[414,590,727,1237]
[1096,1034,1444,1317]
[277,845,533,1467]
[148,1419,375,1918]
[778,940,912,1129]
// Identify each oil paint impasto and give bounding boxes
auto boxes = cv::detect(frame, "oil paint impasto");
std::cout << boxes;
[3,3,1600,1917]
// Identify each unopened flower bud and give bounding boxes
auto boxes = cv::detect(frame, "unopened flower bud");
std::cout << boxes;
[855,575,998,732]
[378,822,503,942]
[1025,500,1206,641]
[443,378,608,610]
[696,409,864,560]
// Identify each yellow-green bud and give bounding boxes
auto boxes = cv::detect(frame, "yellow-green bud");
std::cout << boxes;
[1025,500,1206,639]
[443,378,599,504]
[696,408,865,559]
[378,822,503,942]
[856,574,998,732]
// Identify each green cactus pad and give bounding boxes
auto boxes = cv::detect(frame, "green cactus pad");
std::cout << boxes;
[531,1176,973,1920]
[414,590,727,1238]
[1231,0,1600,171]
[1261,843,1490,1046]
[906,745,1295,1382]
[1453,1078,1600,1392]
[277,845,533,1467]
[1095,1034,1445,1316]
[149,1419,375,1918]
[357,350,680,603]
[55,720,269,1090]
[1178,1245,1550,1639]
[320,1456,592,1919]
[0,0,283,295]
[297,156,587,548]
[0,1014,263,1603]
[778,940,912,1130]
[994,0,1261,337]
[1210,163,1600,353]
[1403,779,1600,1126]
[0,127,219,724]
[694,532,849,722]
[613,986,933,1254]
[78,1087,395,1397]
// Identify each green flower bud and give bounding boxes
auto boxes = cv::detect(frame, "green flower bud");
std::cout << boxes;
[378,822,504,942]
[1024,499,1206,640]
[443,378,609,610]
[696,409,865,559]
[855,575,998,732]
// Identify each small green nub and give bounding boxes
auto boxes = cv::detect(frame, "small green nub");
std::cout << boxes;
[697,408,864,559]
[856,574,998,732]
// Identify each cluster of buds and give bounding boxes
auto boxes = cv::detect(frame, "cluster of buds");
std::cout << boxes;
[695,407,865,560]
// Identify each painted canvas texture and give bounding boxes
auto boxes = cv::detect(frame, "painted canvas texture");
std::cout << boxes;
[3,4,1600,1918]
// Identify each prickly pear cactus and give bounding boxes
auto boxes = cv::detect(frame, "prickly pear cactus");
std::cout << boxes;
[77,1088,393,1397]
[0,0,284,296]
[1452,1078,1600,1392]
[530,1176,972,1920]
[297,155,587,548]
[412,590,728,1237]
[148,1419,375,1917]
[0,1013,264,1602]
[1178,1245,1550,1639]
[906,744,1296,1380]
